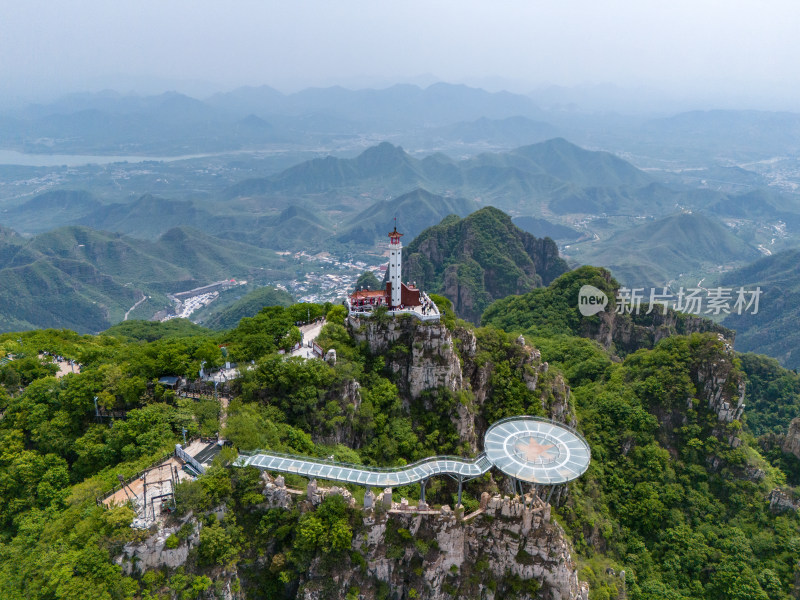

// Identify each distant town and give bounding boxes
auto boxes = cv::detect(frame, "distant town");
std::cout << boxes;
[159,249,387,322]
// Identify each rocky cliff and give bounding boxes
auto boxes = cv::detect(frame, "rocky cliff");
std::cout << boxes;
[261,481,589,600]
[585,306,734,357]
[576,269,735,357]
[349,315,463,401]
[782,417,800,460]
[349,315,576,455]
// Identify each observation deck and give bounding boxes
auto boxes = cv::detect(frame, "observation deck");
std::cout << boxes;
[235,416,590,499]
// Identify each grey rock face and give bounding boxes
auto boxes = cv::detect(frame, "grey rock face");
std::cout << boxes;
[298,492,588,600]
[115,518,200,575]
[782,417,800,459]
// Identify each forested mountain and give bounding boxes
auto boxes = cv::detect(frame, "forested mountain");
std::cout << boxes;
[482,265,732,356]
[0,280,798,599]
[0,225,288,333]
[194,286,294,330]
[403,207,568,322]
[1,190,102,234]
[721,249,800,369]
[336,188,478,245]
[224,138,655,217]
[102,318,214,342]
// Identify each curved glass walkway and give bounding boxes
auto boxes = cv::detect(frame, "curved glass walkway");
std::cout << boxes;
[235,416,590,495]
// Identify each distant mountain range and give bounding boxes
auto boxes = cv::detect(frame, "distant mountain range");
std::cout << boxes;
[403,207,569,323]
[721,249,800,370]
[0,225,288,333]
[2,139,668,244]
[336,189,478,245]
[5,138,797,296]
[0,83,546,155]
[224,138,657,218]
[207,82,546,127]
[573,212,761,288]
[5,83,800,171]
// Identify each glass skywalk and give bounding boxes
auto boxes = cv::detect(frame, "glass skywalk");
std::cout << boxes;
[235,416,590,487]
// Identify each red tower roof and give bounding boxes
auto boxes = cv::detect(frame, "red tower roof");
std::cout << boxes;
[388,224,403,245]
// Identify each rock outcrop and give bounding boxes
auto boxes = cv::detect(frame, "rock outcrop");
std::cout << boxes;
[349,315,463,400]
[768,488,798,514]
[782,417,800,460]
[693,334,746,448]
[583,301,735,357]
[455,328,576,430]
[349,316,577,456]
[299,492,588,600]
[116,518,200,575]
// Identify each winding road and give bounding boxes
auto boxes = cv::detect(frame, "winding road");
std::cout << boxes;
[124,293,148,321]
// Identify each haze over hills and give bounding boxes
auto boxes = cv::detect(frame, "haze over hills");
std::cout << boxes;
[336,188,478,246]
[416,116,559,148]
[224,138,660,218]
[721,249,800,370]
[7,83,800,169]
[512,216,583,242]
[572,212,761,288]
[0,84,546,155]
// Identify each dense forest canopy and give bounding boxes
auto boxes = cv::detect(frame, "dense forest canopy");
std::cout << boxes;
[0,277,797,599]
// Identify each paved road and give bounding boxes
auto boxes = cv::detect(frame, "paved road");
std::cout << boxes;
[124,293,148,321]
[291,320,325,358]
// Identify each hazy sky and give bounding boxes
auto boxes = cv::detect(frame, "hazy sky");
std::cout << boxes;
[2,0,800,107]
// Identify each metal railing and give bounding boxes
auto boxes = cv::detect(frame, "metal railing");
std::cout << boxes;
[176,444,206,475]
[95,449,176,506]
[237,448,492,483]
[488,415,591,450]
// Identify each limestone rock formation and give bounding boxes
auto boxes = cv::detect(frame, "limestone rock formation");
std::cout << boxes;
[349,315,463,400]
[299,492,589,600]
[782,417,800,460]
[116,518,200,575]
[768,488,798,514]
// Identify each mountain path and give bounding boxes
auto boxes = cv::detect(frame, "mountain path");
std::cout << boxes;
[124,293,148,321]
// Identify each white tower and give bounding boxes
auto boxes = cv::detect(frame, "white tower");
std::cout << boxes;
[388,225,403,308]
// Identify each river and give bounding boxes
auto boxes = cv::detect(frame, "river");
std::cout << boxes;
[0,148,217,167]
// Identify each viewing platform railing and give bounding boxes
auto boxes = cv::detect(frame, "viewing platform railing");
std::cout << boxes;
[236,448,492,486]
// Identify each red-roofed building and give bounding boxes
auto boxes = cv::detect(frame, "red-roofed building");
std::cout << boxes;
[347,225,435,321]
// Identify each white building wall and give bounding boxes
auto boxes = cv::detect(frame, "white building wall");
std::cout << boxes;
[389,243,402,307]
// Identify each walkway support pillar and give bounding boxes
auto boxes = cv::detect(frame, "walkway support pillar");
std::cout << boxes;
[457,476,463,507]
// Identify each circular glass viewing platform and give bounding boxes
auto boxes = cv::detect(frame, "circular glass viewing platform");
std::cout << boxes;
[483,416,591,484]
